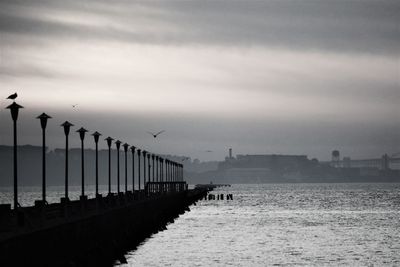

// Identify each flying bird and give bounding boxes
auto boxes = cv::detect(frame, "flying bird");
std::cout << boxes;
[147,130,165,138]
[72,104,78,108]
[205,150,213,152]
[7,92,17,100]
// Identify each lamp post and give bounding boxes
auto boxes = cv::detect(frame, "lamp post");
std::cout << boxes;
[172,162,175,182]
[105,137,113,195]
[61,121,73,200]
[6,102,23,209]
[160,158,164,192]
[170,161,172,182]
[160,158,164,182]
[166,159,169,182]
[177,163,179,181]
[177,163,180,182]
[173,162,176,182]
[180,163,183,181]
[123,143,129,193]
[172,161,175,182]
[142,150,147,187]
[115,140,122,194]
[168,160,171,182]
[165,159,168,182]
[174,162,178,182]
[171,161,173,182]
[156,156,159,182]
[147,153,151,184]
[137,149,141,191]
[151,154,155,182]
[130,146,136,192]
[76,127,88,198]
[92,131,101,197]
[36,113,51,203]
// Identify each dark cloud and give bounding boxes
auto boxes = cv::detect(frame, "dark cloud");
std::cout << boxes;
[0,0,398,54]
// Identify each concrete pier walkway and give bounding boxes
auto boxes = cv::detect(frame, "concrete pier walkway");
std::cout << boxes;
[0,184,209,266]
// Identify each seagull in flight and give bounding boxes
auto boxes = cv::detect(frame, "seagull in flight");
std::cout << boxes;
[7,92,17,100]
[147,130,165,138]
[72,104,78,108]
[205,150,213,152]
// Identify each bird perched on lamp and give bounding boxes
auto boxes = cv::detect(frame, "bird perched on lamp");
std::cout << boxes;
[7,92,17,100]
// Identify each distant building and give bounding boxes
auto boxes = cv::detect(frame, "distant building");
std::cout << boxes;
[216,154,312,182]
[331,150,340,168]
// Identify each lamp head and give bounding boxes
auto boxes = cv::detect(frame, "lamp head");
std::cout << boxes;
[61,121,74,135]
[36,113,52,129]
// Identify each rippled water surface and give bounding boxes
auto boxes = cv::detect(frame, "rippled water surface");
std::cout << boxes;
[119,183,400,266]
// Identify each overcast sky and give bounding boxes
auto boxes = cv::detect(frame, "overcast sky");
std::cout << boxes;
[0,0,399,161]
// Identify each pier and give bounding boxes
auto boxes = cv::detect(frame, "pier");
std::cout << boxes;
[0,101,210,266]
[0,185,208,266]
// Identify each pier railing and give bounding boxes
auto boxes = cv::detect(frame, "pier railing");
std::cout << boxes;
[0,186,190,233]
[145,181,188,195]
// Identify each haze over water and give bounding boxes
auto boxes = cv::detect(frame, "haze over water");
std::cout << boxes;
[118,184,400,266]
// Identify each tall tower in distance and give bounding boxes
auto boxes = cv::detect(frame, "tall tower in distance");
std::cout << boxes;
[229,148,233,159]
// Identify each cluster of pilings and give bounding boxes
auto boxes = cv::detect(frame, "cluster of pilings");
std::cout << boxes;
[203,193,233,200]
[4,101,185,210]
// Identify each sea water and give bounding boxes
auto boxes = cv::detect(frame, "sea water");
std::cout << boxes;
[1,183,399,266]
[119,183,400,266]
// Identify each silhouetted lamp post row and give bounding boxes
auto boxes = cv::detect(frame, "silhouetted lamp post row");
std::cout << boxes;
[6,101,187,209]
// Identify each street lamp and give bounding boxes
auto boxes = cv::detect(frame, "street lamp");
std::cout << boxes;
[152,154,155,182]
[115,140,122,194]
[76,127,88,198]
[130,146,136,192]
[142,150,147,187]
[174,162,178,182]
[180,163,183,181]
[6,102,23,209]
[160,158,164,182]
[105,137,114,195]
[156,156,159,182]
[36,113,51,203]
[147,153,151,184]
[92,131,102,197]
[61,121,73,200]
[166,159,170,182]
[137,149,141,191]
[123,143,129,193]
[170,161,173,182]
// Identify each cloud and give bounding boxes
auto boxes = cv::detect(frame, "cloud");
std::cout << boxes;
[0,0,398,54]
[0,0,398,161]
